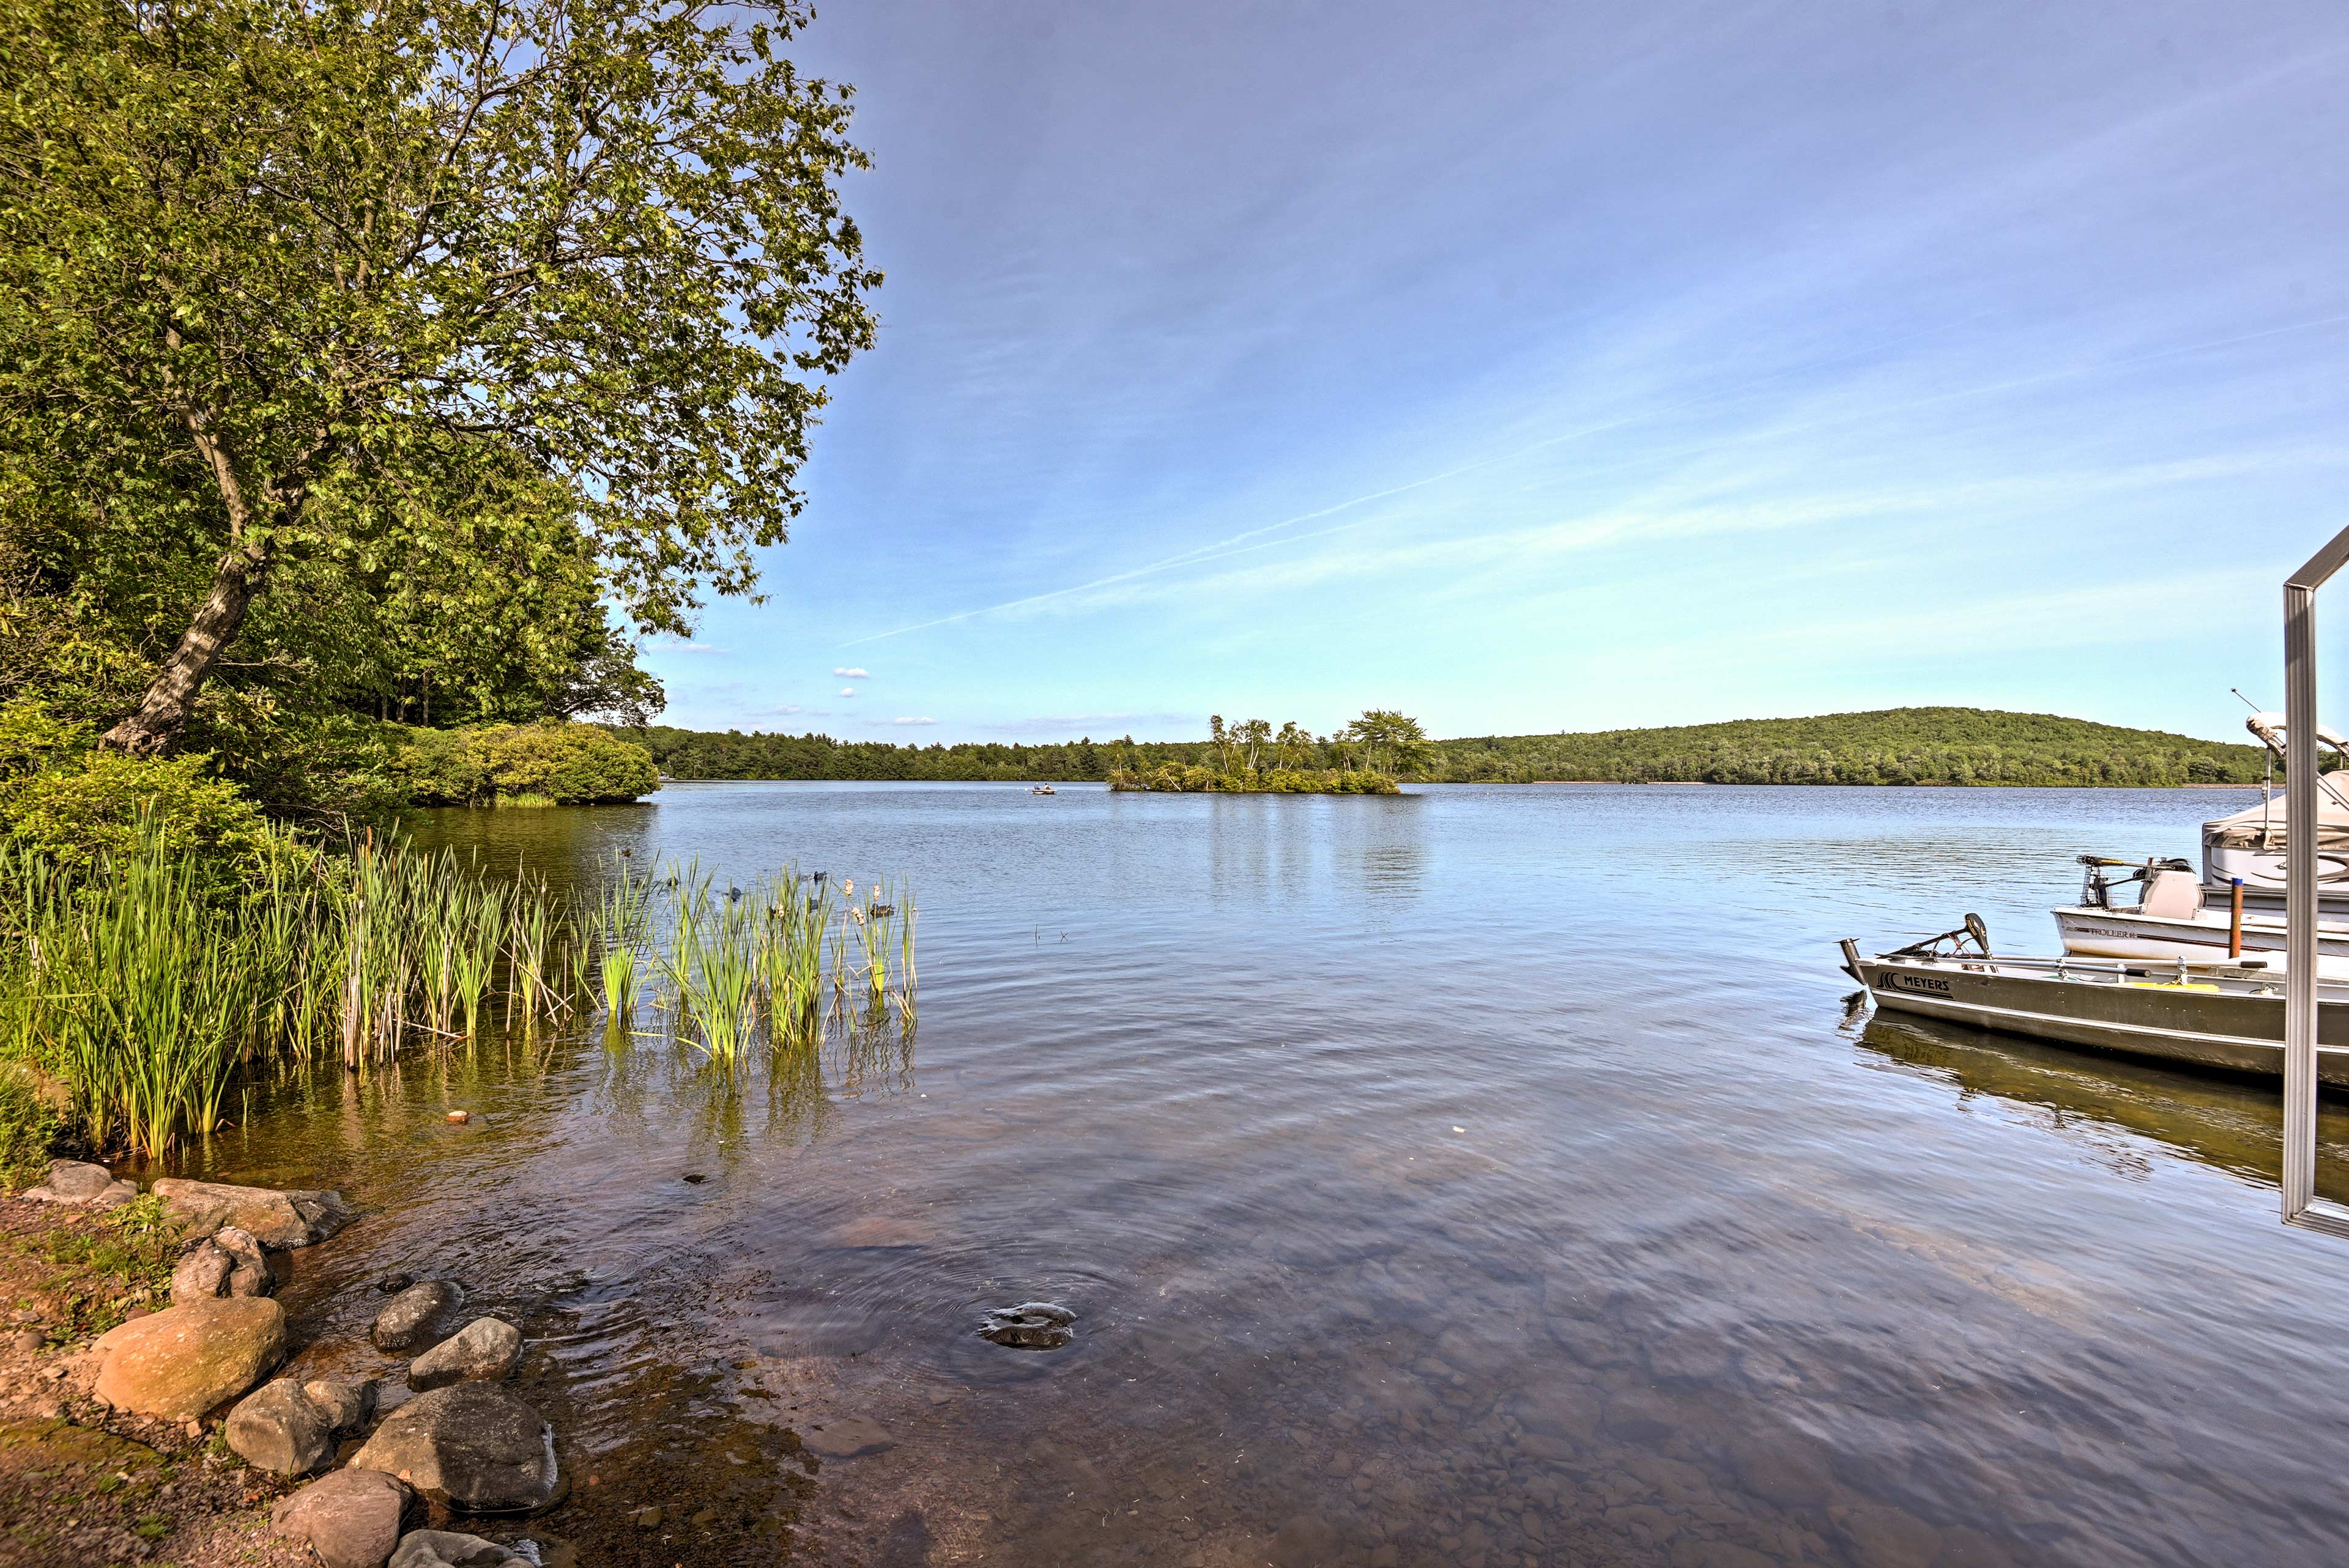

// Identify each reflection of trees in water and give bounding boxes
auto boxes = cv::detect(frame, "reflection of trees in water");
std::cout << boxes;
[1852,1010,2349,1199]
[1201,795,1428,908]
[584,1005,918,1166]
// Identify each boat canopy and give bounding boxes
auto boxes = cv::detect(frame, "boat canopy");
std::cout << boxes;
[2206,794,2349,851]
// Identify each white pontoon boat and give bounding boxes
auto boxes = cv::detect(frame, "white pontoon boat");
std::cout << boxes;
[2049,711,2349,961]
[2197,712,2349,912]
[2052,856,2349,962]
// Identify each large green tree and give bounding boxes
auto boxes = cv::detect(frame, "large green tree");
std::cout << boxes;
[0,0,877,755]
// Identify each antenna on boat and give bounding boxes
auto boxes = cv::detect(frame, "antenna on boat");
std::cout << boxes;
[2232,687,2265,712]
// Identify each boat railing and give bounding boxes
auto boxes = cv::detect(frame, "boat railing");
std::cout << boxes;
[1870,946,2348,994]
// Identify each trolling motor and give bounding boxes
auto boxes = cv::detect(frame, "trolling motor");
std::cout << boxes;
[1887,912,1992,960]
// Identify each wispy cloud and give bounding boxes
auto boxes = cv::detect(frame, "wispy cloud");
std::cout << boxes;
[881,716,936,726]
[839,686,858,697]
[765,703,806,716]
[834,666,870,678]
[918,443,2348,629]
[982,711,1194,733]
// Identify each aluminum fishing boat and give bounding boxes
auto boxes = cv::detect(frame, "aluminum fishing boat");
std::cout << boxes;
[1838,918,2349,1087]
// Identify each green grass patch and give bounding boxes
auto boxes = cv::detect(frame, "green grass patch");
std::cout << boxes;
[18,1194,180,1336]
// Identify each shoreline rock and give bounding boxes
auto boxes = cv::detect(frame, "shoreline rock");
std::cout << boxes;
[408,1317,522,1391]
[349,1382,563,1513]
[171,1224,271,1304]
[273,1468,414,1568]
[388,1530,531,1567]
[20,1158,137,1209]
[373,1280,467,1352]
[305,1376,379,1433]
[226,1376,336,1474]
[91,1295,286,1421]
[151,1177,352,1249]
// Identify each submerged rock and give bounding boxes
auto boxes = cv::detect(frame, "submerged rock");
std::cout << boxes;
[151,1177,351,1249]
[272,1467,412,1568]
[409,1318,523,1391]
[21,1159,137,1208]
[802,1414,895,1459]
[373,1281,467,1352]
[349,1382,562,1512]
[388,1530,531,1568]
[226,1377,335,1475]
[92,1296,285,1421]
[378,1271,418,1295]
[976,1301,1077,1350]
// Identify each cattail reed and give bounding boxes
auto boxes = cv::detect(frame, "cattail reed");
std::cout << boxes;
[0,828,924,1157]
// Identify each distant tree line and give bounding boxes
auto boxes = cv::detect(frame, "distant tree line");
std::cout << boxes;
[617,709,1433,785]
[617,707,2269,788]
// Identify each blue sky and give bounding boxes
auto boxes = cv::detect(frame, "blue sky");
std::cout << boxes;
[640,0,2349,745]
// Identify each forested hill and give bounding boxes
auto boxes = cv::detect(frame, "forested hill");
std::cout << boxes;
[618,708,2267,787]
[1427,707,2265,785]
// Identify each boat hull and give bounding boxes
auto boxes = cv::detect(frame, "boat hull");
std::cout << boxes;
[2052,904,2349,961]
[1847,952,2349,1087]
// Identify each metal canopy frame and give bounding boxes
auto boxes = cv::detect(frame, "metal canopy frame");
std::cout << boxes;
[2284,525,2349,1236]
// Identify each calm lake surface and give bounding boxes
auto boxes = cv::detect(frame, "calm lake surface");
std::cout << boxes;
[190,783,2349,1567]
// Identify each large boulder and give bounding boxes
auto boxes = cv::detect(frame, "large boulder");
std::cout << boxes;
[372,1281,466,1352]
[272,1468,412,1568]
[150,1177,351,1249]
[408,1318,522,1391]
[20,1159,137,1208]
[388,1531,530,1568]
[349,1383,562,1513]
[92,1296,285,1421]
[171,1226,271,1304]
[226,1377,335,1474]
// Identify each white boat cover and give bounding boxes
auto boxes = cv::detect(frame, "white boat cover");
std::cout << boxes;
[2206,793,2349,851]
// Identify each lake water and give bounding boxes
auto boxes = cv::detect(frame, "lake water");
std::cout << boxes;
[190,783,2349,1567]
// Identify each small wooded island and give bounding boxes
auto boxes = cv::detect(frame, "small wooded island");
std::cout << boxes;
[1107,711,1427,794]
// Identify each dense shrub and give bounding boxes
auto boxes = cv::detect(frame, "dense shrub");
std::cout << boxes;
[389,721,660,805]
[0,698,286,881]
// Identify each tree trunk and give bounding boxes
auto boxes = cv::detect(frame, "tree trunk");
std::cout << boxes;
[98,537,270,757]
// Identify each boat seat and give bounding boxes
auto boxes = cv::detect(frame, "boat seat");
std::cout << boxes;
[2140,869,2205,920]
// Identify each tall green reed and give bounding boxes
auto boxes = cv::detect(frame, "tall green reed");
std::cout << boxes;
[0,824,599,1158]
